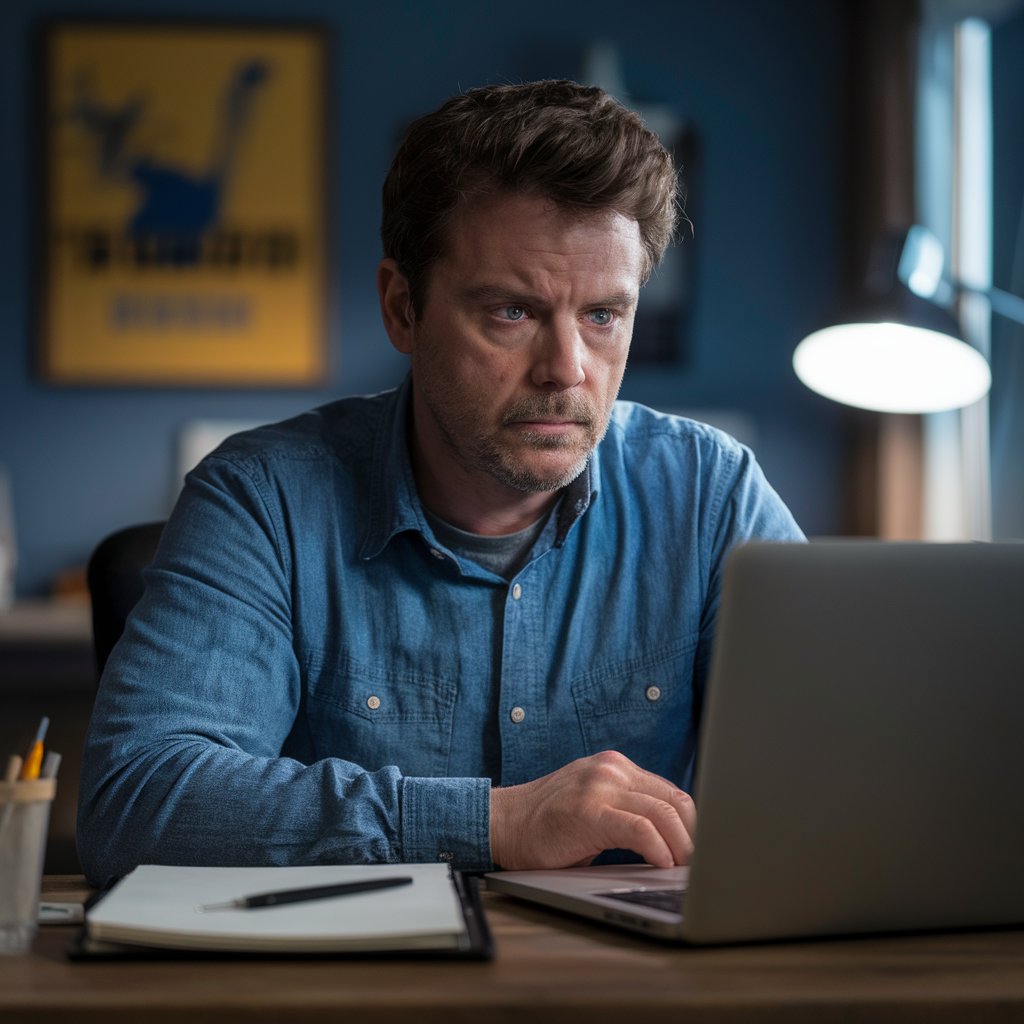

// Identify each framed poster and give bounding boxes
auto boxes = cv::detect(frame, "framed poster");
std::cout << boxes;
[39,21,327,386]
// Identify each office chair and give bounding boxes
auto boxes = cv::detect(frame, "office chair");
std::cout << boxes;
[86,521,164,676]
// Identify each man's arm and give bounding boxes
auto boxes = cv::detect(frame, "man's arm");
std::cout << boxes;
[77,451,490,886]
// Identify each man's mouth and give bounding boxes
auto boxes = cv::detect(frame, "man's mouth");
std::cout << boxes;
[513,417,579,426]
[503,400,592,426]
[508,418,585,434]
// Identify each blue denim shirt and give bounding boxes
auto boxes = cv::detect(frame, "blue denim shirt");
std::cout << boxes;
[78,379,803,885]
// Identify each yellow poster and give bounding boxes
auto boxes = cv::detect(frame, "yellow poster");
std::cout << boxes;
[42,22,326,386]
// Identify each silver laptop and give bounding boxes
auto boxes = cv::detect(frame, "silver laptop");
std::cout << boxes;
[487,540,1024,944]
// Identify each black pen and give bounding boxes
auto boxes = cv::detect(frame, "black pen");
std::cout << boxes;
[196,875,414,912]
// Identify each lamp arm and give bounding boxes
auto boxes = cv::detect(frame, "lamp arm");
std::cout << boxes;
[953,281,1024,328]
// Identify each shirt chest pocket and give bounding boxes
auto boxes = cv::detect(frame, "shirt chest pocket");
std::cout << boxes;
[570,637,698,784]
[304,649,458,777]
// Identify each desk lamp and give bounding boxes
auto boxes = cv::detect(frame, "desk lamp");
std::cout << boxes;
[793,226,1023,413]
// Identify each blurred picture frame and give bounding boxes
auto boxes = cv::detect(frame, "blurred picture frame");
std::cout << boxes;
[37,20,328,387]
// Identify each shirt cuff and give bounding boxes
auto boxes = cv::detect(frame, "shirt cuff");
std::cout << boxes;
[400,776,492,870]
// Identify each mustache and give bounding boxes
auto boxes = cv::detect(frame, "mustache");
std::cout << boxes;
[501,394,595,427]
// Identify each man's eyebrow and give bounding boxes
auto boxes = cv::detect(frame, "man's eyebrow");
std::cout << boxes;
[586,293,638,309]
[460,284,538,304]
[460,285,637,307]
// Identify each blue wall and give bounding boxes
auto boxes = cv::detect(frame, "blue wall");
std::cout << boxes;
[991,6,1024,539]
[0,0,848,596]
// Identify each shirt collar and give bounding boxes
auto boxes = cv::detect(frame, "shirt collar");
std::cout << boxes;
[360,375,427,560]
[554,455,596,545]
[360,375,601,559]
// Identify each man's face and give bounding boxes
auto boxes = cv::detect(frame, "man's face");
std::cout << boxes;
[397,191,645,508]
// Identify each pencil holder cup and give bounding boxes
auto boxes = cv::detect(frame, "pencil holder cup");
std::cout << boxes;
[0,778,56,954]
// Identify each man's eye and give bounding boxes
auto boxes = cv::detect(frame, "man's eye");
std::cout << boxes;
[587,309,614,326]
[500,306,527,321]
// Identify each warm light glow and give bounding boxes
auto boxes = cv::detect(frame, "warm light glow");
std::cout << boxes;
[793,322,992,414]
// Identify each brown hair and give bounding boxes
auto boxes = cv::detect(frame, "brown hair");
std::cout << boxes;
[381,79,679,315]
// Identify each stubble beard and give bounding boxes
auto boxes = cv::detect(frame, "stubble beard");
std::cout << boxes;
[425,387,608,495]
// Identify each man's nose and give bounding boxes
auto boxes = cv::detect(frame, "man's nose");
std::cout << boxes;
[530,319,585,390]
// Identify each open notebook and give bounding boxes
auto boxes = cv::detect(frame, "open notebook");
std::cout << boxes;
[488,540,1024,944]
[74,863,491,959]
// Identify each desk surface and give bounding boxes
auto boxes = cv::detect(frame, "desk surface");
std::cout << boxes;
[4,877,1024,1023]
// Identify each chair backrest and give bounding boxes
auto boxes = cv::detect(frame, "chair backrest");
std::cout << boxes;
[86,522,164,677]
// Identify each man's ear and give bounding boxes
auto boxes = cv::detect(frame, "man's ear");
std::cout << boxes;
[377,258,416,355]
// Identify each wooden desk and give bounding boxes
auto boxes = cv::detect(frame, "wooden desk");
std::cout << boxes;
[3,877,1024,1023]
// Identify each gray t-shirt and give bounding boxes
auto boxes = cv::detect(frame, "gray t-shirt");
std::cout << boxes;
[423,506,551,579]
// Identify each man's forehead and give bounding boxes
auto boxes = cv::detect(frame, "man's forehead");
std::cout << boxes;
[437,192,643,273]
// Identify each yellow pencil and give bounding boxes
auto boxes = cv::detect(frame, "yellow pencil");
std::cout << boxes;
[18,716,49,781]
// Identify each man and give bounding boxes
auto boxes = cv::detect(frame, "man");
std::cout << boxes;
[78,80,803,886]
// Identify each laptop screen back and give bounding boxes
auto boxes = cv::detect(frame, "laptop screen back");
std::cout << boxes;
[682,541,1024,944]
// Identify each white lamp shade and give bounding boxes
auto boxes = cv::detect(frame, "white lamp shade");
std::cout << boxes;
[793,322,992,414]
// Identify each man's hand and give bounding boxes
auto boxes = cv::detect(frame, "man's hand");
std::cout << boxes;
[489,750,696,870]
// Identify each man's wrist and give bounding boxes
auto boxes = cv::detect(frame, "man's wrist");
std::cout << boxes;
[488,783,523,870]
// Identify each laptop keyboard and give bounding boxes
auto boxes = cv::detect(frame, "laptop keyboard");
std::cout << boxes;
[598,888,686,914]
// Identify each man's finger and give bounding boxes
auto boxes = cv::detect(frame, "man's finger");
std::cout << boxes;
[631,763,697,838]
[614,791,694,865]
[598,806,676,869]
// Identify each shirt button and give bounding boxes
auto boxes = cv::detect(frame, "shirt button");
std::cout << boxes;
[645,686,662,702]
[438,851,454,863]
[429,548,446,561]
[510,706,526,724]
[511,583,523,600]
[367,695,381,710]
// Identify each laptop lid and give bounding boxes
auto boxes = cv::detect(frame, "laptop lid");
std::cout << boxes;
[489,541,1024,945]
